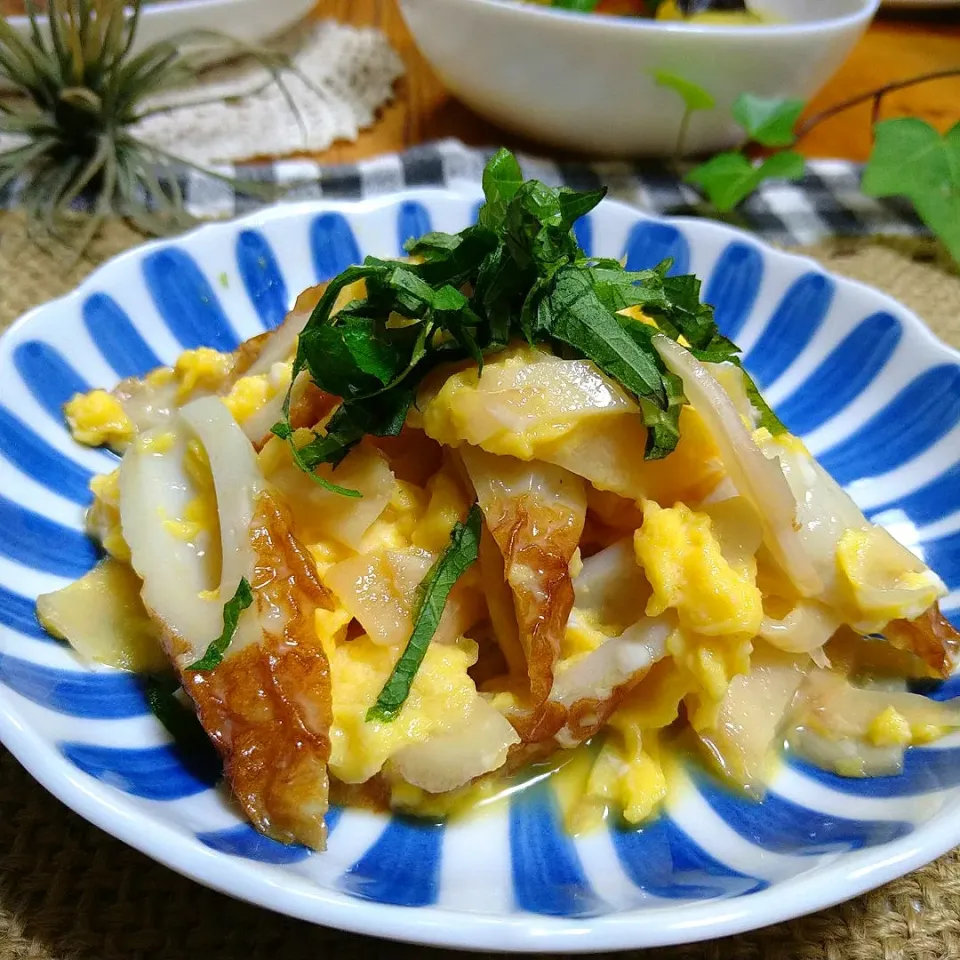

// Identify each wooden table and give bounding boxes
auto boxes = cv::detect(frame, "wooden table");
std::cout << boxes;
[311,0,960,164]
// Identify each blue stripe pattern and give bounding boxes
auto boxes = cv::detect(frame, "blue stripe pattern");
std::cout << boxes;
[13,341,90,422]
[573,213,593,256]
[866,459,960,529]
[918,530,960,591]
[788,746,960,797]
[0,653,150,718]
[509,783,605,917]
[0,584,48,640]
[817,365,960,486]
[341,816,444,907]
[743,273,834,389]
[396,202,431,254]
[311,213,362,281]
[706,241,763,342]
[197,824,312,864]
[612,816,767,899]
[695,777,910,854]
[4,199,960,919]
[83,293,162,377]
[142,249,240,351]
[914,675,960,702]
[775,312,902,437]
[236,230,288,330]
[60,742,220,801]
[0,407,93,505]
[0,495,98,578]
[623,221,690,275]
[198,807,342,864]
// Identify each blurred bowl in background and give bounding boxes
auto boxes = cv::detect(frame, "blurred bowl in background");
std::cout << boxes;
[398,0,881,157]
[3,0,316,82]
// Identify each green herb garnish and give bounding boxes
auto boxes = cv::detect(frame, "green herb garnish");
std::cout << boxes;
[146,675,201,741]
[274,147,762,483]
[366,503,483,722]
[144,676,221,774]
[186,577,254,672]
[741,369,786,435]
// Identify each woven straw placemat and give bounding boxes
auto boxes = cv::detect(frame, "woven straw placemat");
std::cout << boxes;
[1,216,959,960]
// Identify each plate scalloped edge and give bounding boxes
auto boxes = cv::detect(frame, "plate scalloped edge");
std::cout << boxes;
[0,189,959,952]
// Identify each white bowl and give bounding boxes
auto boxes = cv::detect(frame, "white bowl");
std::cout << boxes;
[3,0,316,85]
[1,188,959,951]
[398,0,880,156]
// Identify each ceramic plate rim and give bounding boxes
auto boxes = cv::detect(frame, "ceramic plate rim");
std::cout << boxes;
[1,188,959,953]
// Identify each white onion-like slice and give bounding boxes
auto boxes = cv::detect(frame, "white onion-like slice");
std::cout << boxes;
[760,600,841,655]
[550,614,670,710]
[786,668,960,777]
[265,440,395,551]
[120,397,263,665]
[325,547,483,647]
[36,558,167,673]
[653,334,822,597]
[572,537,650,632]
[698,646,809,794]
[389,697,520,793]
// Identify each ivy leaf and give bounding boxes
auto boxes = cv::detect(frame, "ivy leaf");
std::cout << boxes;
[186,578,255,672]
[731,93,805,147]
[367,503,483,722]
[686,150,805,212]
[654,70,716,113]
[862,118,960,265]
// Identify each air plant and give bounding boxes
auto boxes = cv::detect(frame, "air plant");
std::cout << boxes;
[0,0,304,252]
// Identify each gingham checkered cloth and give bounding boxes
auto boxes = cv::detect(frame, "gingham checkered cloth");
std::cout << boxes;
[107,138,932,247]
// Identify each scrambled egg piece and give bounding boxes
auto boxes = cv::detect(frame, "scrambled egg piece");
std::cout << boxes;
[557,724,667,834]
[669,627,753,731]
[222,362,292,425]
[222,374,272,425]
[160,439,219,547]
[867,706,945,748]
[86,470,129,561]
[635,500,763,637]
[412,468,473,553]
[562,610,610,661]
[324,631,482,784]
[174,347,232,400]
[65,390,134,447]
[868,706,911,747]
[836,527,943,631]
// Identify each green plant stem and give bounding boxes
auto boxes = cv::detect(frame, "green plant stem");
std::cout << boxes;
[675,106,692,160]
[794,68,960,143]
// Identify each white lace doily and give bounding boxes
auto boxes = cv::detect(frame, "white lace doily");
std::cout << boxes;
[129,19,404,165]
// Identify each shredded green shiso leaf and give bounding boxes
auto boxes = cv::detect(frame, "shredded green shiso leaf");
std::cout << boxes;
[273,147,769,487]
[266,148,782,718]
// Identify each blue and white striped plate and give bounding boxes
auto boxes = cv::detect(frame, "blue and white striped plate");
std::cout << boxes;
[1,190,959,953]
